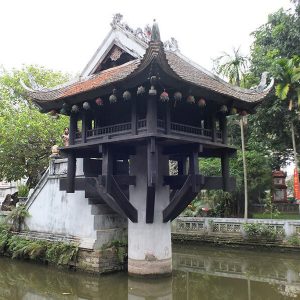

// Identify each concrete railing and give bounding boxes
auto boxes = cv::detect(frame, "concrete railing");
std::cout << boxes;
[172,217,300,238]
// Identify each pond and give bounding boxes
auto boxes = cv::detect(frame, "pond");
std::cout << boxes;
[1,244,300,299]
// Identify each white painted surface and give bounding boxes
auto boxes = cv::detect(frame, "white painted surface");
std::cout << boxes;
[128,146,171,261]
[26,158,96,247]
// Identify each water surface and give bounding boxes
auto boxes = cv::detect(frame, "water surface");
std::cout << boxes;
[1,244,300,299]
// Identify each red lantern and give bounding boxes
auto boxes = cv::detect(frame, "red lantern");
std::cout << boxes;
[198,98,206,107]
[95,98,103,106]
[240,110,248,116]
[160,91,169,102]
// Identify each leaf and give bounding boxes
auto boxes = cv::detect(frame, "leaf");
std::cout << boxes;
[275,83,290,100]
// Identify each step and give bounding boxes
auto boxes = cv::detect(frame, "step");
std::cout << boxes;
[94,228,127,249]
[94,214,127,230]
[91,203,116,215]
[88,198,105,205]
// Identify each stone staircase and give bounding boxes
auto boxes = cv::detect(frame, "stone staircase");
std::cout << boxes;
[88,198,127,249]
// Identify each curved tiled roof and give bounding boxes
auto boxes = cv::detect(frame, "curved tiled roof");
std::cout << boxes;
[23,38,272,106]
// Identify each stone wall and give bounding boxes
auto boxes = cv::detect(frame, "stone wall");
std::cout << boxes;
[172,217,300,248]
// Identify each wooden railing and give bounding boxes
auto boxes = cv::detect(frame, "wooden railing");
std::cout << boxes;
[74,120,223,143]
[86,122,131,137]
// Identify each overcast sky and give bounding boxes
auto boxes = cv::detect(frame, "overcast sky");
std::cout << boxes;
[0,0,292,75]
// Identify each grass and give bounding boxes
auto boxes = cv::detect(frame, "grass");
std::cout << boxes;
[252,213,300,220]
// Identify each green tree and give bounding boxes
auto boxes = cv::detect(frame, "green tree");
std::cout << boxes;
[213,47,248,87]
[0,65,69,187]
[248,2,300,167]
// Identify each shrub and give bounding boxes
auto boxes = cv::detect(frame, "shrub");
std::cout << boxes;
[243,223,283,241]
[17,184,30,197]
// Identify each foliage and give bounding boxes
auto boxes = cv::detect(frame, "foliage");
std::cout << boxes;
[286,233,300,246]
[0,65,69,187]
[101,240,127,263]
[248,3,300,166]
[243,223,283,240]
[17,184,30,197]
[262,192,280,218]
[5,205,30,232]
[213,47,248,87]
[0,226,78,265]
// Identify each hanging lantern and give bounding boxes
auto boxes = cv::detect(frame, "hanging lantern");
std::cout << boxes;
[173,91,182,102]
[220,105,228,113]
[187,95,195,104]
[83,102,90,110]
[123,90,132,101]
[137,85,145,95]
[198,98,206,107]
[109,94,117,103]
[71,105,79,113]
[160,90,169,102]
[95,98,103,106]
[240,110,248,116]
[230,107,237,115]
[149,76,157,96]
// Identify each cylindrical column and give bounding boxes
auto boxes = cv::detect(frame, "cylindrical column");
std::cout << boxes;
[128,145,172,276]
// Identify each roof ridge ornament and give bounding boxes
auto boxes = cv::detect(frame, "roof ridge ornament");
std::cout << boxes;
[151,19,161,42]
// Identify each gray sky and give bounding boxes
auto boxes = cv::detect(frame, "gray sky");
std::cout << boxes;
[0,0,292,75]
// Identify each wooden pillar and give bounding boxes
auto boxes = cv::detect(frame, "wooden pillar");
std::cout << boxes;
[221,152,230,191]
[131,96,137,135]
[189,149,200,193]
[220,115,228,144]
[69,114,77,145]
[178,157,187,175]
[165,104,171,134]
[66,153,76,193]
[101,145,113,193]
[211,114,217,142]
[146,94,157,134]
[81,112,87,143]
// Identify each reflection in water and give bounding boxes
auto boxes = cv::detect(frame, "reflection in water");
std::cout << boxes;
[1,245,300,299]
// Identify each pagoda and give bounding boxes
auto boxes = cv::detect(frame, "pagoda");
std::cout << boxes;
[24,16,273,276]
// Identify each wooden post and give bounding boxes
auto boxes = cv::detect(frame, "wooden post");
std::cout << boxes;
[211,114,217,142]
[102,145,113,193]
[81,112,87,143]
[131,96,137,135]
[178,157,187,175]
[147,95,157,134]
[220,115,228,144]
[69,114,77,145]
[165,103,171,134]
[221,152,230,191]
[66,153,76,193]
[189,148,199,192]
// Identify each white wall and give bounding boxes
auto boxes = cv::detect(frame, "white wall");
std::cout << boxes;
[26,158,96,248]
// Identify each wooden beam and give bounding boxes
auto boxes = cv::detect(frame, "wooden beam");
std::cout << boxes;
[164,175,204,189]
[81,111,87,143]
[163,144,203,155]
[163,175,198,222]
[146,186,155,223]
[66,153,76,193]
[110,176,138,222]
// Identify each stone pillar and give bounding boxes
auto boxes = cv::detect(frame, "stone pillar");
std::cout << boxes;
[128,146,172,276]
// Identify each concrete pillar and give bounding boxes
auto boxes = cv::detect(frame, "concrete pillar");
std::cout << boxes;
[128,146,172,276]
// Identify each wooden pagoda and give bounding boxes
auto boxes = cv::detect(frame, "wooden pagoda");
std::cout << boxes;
[24,18,273,275]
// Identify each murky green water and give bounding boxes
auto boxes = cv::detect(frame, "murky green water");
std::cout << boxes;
[1,244,300,299]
